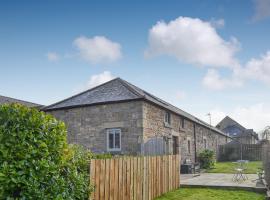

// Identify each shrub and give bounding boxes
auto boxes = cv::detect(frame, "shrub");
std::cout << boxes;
[198,149,215,169]
[0,104,91,199]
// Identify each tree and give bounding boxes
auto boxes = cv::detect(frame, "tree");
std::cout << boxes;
[262,126,270,140]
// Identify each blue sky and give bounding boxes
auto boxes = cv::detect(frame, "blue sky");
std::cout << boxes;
[1,0,270,131]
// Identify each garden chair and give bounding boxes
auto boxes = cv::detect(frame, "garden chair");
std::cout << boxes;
[232,160,249,182]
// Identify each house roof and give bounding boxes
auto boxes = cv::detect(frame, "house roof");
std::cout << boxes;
[216,116,258,139]
[0,95,43,108]
[43,78,230,137]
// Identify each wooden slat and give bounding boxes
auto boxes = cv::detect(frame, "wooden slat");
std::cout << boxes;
[113,159,119,200]
[133,157,137,200]
[130,158,134,200]
[99,159,105,200]
[177,155,180,188]
[95,160,100,200]
[137,157,142,200]
[90,160,95,200]
[143,156,147,200]
[104,159,110,200]
[172,156,175,189]
[157,156,160,196]
[160,156,162,195]
[118,158,123,200]
[109,159,114,200]
[126,158,131,200]
[169,155,172,190]
[148,157,151,200]
[122,158,127,200]
[154,156,157,198]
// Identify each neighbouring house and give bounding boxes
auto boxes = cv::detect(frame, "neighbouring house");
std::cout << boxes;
[216,116,258,144]
[43,78,231,163]
[0,95,43,108]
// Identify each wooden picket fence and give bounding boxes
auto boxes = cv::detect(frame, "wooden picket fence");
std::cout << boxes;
[89,155,180,200]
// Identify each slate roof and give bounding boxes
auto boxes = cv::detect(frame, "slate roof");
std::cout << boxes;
[43,78,230,137]
[0,95,43,108]
[216,116,258,139]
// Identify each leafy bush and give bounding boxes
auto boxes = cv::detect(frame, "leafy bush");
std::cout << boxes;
[0,104,91,199]
[62,144,93,200]
[198,149,215,169]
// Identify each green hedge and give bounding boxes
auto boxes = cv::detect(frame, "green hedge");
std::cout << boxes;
[0,104,91,199]
[198,149,215,169]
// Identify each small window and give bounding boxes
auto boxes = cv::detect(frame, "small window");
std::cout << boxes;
[187,140,191,154]
[203,138,207,149]
[107,128,121,151]
[164,111,171,125]
[181,117,185,129]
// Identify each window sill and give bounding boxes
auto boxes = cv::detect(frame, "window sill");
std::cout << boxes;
[164,122,172,128]
[107,149,121,152]
[179,128,186,132]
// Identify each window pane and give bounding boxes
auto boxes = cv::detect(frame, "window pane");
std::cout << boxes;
[165,112,171,124]
[115,133,120,148]
[182,118,184,128]
[109,133,114,149]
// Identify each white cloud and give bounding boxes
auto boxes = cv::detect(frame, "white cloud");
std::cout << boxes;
[86,71,115,88]
[145,16,239,68]
[73,36,122,64]
[252,0,270,22]
[203,51,270,90]
[232,103,270,131]
[74,71,115,93]
[199,103,270,132]
[202,69,243,90]
[242,51,270,84]
[47,52,59,62]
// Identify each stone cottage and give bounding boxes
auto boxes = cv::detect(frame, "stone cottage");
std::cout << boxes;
[216,116,258,144]
[43,78,231,163]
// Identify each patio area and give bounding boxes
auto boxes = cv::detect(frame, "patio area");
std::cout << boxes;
[180,173,266,193]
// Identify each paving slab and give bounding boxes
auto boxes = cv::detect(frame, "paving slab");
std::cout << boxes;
[180,173,266,193]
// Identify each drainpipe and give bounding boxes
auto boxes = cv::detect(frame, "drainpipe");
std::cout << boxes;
[193,123,197,163]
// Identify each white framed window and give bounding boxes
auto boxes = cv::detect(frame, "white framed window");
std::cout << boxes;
[107,128,121,151]
[164,111,171,125]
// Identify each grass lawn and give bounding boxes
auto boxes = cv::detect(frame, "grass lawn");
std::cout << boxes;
[155,188,265,200]
[206,161,262,174]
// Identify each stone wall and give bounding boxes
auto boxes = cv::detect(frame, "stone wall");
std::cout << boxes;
[47,100,229,162]
[142,101,189,158]
[195,124,228,159]
[47,101,144,155]
[142,101,229,163]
